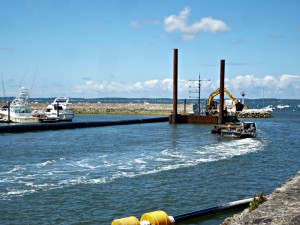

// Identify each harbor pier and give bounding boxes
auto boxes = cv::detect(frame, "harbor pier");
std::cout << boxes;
[0,117,168,133]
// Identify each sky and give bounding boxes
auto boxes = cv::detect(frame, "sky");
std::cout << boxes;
[1,0,300,99]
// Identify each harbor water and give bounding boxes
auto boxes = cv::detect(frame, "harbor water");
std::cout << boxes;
[0,105,299,224]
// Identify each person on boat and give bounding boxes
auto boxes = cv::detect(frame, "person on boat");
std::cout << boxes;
[227,123,231,130]
[224,107,228,116]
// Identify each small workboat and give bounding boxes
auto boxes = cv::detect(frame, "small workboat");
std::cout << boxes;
[39,97,74,122]
[212,122,257,138]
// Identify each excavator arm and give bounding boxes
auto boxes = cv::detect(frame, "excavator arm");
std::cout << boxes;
[207,88,244,111]
[224,88,239,104]
[207,88,221,110]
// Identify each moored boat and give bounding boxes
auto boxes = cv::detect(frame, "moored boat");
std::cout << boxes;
[39,97,74,122]
[0,87,40,123]
[261,105,275,112]
[276,104,291,109]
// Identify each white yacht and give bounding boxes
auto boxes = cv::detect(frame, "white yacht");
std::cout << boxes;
[261,105,275,112]
[0,87,40,123]
[276,104,291,109]
[39,97,74,122]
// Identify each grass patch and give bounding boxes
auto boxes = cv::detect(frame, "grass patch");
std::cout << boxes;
[249,191,267,212]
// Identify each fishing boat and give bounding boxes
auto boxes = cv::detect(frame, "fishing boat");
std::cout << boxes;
[211,122,257,138]
[0,87,40,123]
[39,97,74,122]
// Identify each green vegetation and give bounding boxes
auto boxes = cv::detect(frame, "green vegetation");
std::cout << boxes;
[249,191,267,211]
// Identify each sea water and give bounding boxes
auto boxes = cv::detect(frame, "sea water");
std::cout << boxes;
[0,106,299,224]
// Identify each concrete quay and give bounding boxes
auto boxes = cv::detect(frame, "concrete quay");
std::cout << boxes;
[223,171,300,225]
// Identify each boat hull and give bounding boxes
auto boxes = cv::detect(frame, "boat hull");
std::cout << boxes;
[0,106,40,123]
[221,130,256,138]
[0,114,40,123]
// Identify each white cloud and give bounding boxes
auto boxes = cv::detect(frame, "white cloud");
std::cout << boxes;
[130,19,160,29]
[0,47,14,51]
[278,74,300,89]
[130,20,140,29]
[164,7,230,41]
[229,74,300,98]
[73,74,300,99]
[74,79,174,97]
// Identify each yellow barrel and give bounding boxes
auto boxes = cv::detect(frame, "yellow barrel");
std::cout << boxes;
[140,210,170,225]
[111,216,140,225]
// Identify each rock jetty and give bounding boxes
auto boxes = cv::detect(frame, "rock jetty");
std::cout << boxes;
[222,171,300,225]
[25,103,192,116]
[70,103,190,115]
[233,110,273,118]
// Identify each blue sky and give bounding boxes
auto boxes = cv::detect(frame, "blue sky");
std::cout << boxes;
[1,0,300,99]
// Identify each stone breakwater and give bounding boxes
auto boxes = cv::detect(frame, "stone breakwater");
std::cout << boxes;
[70,103,193,115]
[27,103,192,116]
[222,171,300,225]
[230,110,273,118]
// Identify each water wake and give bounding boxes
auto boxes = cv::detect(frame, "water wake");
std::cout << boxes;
[0,138,264,200]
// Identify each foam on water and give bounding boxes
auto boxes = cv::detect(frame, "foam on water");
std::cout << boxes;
[36,160,56,167]
[0,135,264,200]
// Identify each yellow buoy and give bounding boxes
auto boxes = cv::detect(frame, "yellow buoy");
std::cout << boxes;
[140,210,170,225]
[111,216,140,225]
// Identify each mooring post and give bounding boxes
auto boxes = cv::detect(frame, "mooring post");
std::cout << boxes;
[172,48,178,123]
[219,59,225,124]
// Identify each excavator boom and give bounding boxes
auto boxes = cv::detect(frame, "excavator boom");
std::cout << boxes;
[207,88,244,111]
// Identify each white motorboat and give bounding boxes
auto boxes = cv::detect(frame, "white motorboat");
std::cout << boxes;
[276,104,291,109]
[212,122,257,138]
[0,87,40,123]
[39,97,74,122]
[261,105,275,112]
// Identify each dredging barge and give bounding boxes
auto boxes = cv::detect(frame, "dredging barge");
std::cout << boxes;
[169,49,271,124]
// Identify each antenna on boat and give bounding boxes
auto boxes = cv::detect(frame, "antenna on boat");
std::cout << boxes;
[29,68,38,98]
[17,67,28,90]
[1,73,7,103]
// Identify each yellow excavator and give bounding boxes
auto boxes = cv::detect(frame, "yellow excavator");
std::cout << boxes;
[207,87,244,112]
